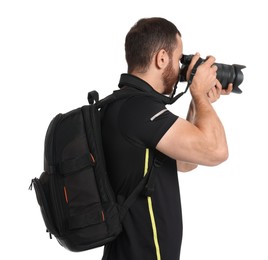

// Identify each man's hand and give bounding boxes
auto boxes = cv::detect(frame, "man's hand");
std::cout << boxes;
[207,81,233,103]
[188,54,218,98]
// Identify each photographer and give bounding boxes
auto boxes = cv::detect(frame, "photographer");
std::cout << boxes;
[101,17,233,260]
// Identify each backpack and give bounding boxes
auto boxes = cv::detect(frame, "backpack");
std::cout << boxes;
[29,89,157,252]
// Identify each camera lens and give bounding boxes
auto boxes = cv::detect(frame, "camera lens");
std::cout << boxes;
[179,54,246,93]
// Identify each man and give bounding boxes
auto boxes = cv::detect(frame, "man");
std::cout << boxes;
[101,17,232,260]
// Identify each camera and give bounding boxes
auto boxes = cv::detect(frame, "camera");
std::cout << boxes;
[179,54,246,93]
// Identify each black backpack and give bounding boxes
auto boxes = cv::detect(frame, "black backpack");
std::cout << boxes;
[29,89,157,252]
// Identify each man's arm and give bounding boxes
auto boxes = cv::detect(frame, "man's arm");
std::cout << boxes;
[176,100,198,172]
[157,55,231,168]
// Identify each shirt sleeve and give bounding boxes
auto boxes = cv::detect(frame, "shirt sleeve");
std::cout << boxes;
[118,95,178,148]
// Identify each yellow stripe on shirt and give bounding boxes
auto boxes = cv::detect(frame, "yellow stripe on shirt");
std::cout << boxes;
[144,148,161,260]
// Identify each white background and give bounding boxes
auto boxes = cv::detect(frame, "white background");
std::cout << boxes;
[1,0,267,259]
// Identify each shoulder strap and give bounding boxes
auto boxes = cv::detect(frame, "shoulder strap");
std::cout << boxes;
[119,152,164,221]
[87,89,163,221]
[118,170,151,221]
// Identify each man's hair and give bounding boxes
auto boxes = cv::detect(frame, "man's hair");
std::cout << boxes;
[125,17,181,73]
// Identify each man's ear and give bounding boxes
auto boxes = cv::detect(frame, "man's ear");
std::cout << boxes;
[155,49,169,69]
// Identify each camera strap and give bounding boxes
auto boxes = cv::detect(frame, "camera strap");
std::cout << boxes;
[170,57,204,104]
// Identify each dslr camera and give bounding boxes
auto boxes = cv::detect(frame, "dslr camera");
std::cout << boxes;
[179,54,246,93]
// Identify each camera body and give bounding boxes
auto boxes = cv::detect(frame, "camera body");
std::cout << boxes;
[179,54,246,93]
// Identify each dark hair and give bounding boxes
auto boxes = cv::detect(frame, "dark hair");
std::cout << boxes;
[125,17,181,73]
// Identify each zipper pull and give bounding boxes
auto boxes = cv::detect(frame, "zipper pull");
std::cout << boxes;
[28,179,34,190]
[46,229,52,239]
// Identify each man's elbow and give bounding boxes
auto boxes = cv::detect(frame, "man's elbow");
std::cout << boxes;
[209,146,229,166]
[177,161,198,172]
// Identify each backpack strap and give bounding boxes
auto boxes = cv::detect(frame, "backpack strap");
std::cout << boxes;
[144,152,165,196]
[118,170,152,221]
[119,151,164,221]
[89,88,165,221]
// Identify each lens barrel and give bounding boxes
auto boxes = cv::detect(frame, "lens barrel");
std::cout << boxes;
[180,54,246,93]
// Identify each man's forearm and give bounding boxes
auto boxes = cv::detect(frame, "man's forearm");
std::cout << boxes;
[191,94,228,163]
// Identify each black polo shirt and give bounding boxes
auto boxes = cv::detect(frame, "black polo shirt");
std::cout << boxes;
[101,75,182,260]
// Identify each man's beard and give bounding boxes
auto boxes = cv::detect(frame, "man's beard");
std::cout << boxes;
[162,60,179,95]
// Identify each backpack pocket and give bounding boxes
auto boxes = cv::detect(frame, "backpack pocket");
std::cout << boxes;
[62,164,106,230]
[55,162,112,251]
[31,175,58,236]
